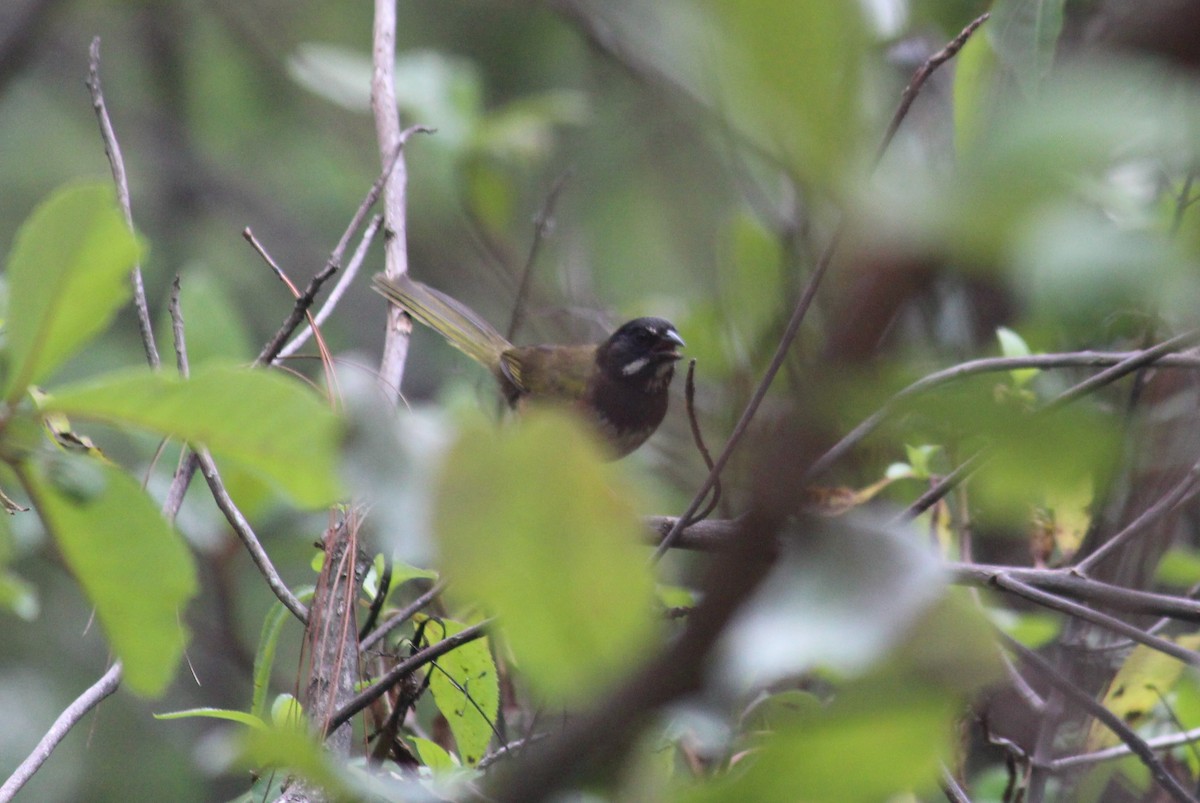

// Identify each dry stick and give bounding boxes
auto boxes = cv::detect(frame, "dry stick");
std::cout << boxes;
[1000,632,1198,803]
[991,574,1200,667]
[682,360,721,525]
[86,37,160,371]
[372,0,420,401]
[1074,456,1200,574]
[807,351,1200,481]
[0,661,122,803]
[258,128,430,368]
[505,169,573,343]
[901,328,1200,520]
[359,580,447,654]
[325,619,492,736]
[1047,725,1200,772]
[279,214,385,360]
[652,12,991,561]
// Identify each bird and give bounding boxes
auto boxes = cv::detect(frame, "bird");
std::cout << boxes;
[372,273,685,458]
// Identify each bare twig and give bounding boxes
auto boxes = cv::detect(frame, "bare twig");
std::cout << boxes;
[1000,633,1198,803]
[682,360,721,526]
[807,350,1200,481]
[505,169,573,343]
[197,449,308,623]
[279,215,385,360]
[653,14,989,561]
[1045,725,1200,772]
[86,37,160,371]
[360,580,447,654]
[326,618,491,735]
[372,0,422,400]
[0,661,122,802]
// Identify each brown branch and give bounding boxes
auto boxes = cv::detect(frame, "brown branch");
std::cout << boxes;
[0,661,122,802]
[359,580,446,654]
[325,619,492,736]
[86,37,160,371]
[1001,632,1198,803]
[653,13,989,560]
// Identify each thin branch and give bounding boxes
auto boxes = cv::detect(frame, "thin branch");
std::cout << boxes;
[807,350,1200,481]
[0,661,122,802]
[478,733,551,770]
[1074,456,1200,574]
[259,128,429,369]
[86,37,160,371]
[278,214,385,360]
[372,0,420,400]
[358,553,392,641]
[1046,725,1200,772]
[197,448,308,623]
[682,360,721,526]
[1000,633,1198,803]
[653,13,989,560]
[875,13,990,163]
[360,580,446,654]
[505,169,572,343]
[900,329,1200,519]
[992,574,1200,667]
[940,766,973,803]
[326,619,491,736]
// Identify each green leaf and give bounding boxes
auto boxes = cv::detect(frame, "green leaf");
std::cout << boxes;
[238,723,353,799]
[173,272,254,365]
[154,707,267,729]
[952,23,1001,156]
[0,570,38,620]
[411,736,457,772]
[41,363,342,508]
[420,616,498,766]
[3,183,142,398]
[995,326,1039,387]
[252,586,315,720]
[270,693,305,730]
[29,454,196,696]
[988,0,1066,96]
[434,409,657,702]
[707,0,866,192]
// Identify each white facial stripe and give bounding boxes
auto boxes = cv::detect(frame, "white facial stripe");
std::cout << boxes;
[622,356,650,376]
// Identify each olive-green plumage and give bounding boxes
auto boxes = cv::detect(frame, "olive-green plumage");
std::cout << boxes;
[372,273,684,457]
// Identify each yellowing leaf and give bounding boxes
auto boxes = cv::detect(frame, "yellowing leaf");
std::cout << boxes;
[419,616,498,766]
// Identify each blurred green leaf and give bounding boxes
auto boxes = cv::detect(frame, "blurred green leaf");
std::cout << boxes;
[30,454,196,696]
[3,183,142,398]
[434,409,657,702]
[420,616,498,766]
[953,22,1001,156]
[988,607,1061,649]
[270,693,305,730]
[707,0,866,192]
[987,0,1065,96]
[685,678,956,802]
[0,569,37,620]
[252,586,315,721]
[1157,547,1200,588]
[719,213,785,347]
[42,363,342,508]
[995,327,1040,387]
[471,90,589,162]
[238,723,353,799]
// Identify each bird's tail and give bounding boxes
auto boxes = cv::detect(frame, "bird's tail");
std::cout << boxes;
[372,274,512,372]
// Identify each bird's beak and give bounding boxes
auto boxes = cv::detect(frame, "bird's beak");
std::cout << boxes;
[656,328,686,360]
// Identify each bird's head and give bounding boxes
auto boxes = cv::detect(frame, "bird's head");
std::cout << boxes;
[596,317,685,390]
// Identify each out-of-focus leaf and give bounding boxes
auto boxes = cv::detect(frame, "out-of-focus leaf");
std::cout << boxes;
[0,570,37,620]
[685,678,956,803]
[716,518,946,689]
[953,22,1001,156]
[31,454,196,696]
[987,0,1065,96]
[42,363,342,508]
[706,0,866,192]
[434,409,657,702]
[988,607,1061,649]
[3,183,142,398]
[419,616,498,766]
[1157,547,1200,588]
[470,90,589,162]
[718,213,785,348]
[238,724,353,799]
[270,693,305,730]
